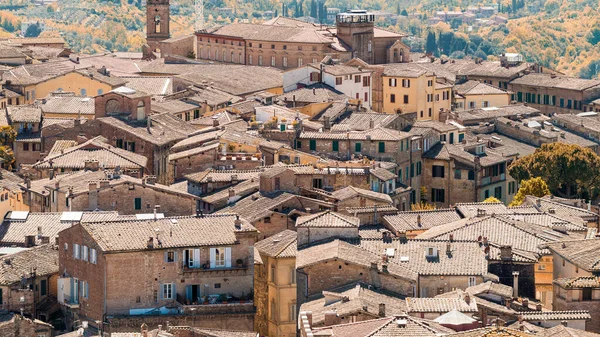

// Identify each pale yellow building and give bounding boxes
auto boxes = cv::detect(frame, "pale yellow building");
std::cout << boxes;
[2,66,127,104]
[254,230,297,337]
[381,64,452,121]
[454,80,511,111]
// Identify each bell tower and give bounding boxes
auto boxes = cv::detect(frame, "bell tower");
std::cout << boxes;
[146,0,170,52]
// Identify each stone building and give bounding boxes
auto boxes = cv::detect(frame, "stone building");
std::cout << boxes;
[194,11,409,70]
[0,105,43,167]
[254,230,298,337]
[509,74,600,115]
[0,244,59,321]
[57,214,258,332]
[24,169,199,216]
[453,80,511,111]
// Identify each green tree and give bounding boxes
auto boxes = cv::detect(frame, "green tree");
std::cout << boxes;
[310,0,317,18]
[509,177,551,206]
[425,31,437,55]
[587,27,600,45]
[401,9,408,16]
[24,22,42,38]
[508,143,600,199]
[483,196,502,203]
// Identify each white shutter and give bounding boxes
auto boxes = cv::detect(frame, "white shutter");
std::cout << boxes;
[194,249,200,268]
[174,251,178,262]
[225,247,232,268]
[182,250,187,267]
[159,284,164,300]
[210,248,216,269]
[164,252,169,263]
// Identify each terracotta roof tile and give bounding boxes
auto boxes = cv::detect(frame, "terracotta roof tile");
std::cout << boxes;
[296,210,360,228]
[255,229,297,258]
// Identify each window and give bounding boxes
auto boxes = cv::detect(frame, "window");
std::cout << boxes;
[362,76,370,87]
[184,249,200,268]
[165,251,175,263]
[583,288,593,301]
[40,279,47,296]
[403,95,409,104]
[210,247,231,268]
[354,75,361,83]
[469,101,476,109]
[410,163,414,178]
[82,281,89,299]
[389,78,397,87]
[494,186,502,199]
[271,56,276,67]
[449,133,454,144]
[508,181,516,194]
[134,198,142,210]
[402,79,411,88]
[290,303,297,322]
[73,244,80,259]
[194,110,200,119]
[161,283,174,300]
[290,268,296,284]
[309,139,316,151]
[248,55,253,65]
[432,165,445,178]
[258,55,263,66]
[428,108,432,117]
[23,143,29,151]
[416,161,422,175]
[427,80,433,87]
[283,57,288,67]
[483,101,489,108]
[264,217,271,223]
[90,248,97,264]
[80,89,87,96]
[336,77,342,85]
[468,170,475,180]
[538,264,546,270]
[97,89,103,95]
[126,141,135,152]
[364,92,368,102]
[484,189,490,199]
[390,94,396,103]
[431,188,445,203]
[298,57,303,67]
[64,243,68,251]
[378,142,385,153]
[82,245,88,262]
[454,169,462,179]
[458,133,464,143]
[332,140,339,152]
[355,142,362,152]
[468,277,477,287]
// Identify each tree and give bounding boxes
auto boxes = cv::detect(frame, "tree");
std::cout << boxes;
[587,27,600,45]
[425,31,437,55]
[0,146,14,171]
[310,0,317,18]
[24,22,42,38]
[508,143,600,199]
[411,201,436,211]
[483,196,502,203]
[401,9,408,16]
[509,177,551,206]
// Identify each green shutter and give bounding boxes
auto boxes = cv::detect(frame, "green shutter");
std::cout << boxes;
[378,142,385,153]
[135,198,142,210]
[309,139,316,151]
[449,133,454,144]
[458,133,464,142]
[410,163,414,178]
[355,142,362,152]
[332,141,339,152]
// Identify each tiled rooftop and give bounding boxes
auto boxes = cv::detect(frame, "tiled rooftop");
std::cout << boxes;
[0,244,58,285]
[296,210,360,228]
[255,229,297,258]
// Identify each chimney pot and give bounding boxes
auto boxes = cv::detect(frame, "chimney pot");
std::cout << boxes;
[378,303,385,317]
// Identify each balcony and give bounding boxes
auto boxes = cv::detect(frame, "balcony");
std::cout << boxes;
[175,294,254,315]
[480,173,505,186]
[181,260,249,276]
[62,294,79,309]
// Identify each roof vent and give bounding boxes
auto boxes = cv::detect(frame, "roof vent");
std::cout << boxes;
[396,319,408,328]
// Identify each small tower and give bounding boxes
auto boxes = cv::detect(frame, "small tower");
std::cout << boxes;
[336,10,375,63]
[146,0,170,53]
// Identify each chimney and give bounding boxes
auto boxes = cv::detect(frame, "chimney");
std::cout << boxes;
[522,298,528,308]
[449,234,454,242]
[324,311,339,326]
[141,323,149,337]
[147,237,154,249]
[228,188,235,198]
[505,297,512,309]
[464,292,471,304]
[477,208,486,217]
[158,325,162,332]
[25,235,36,247]
[88,181,97,191]
[153,205,160,220]
[369,119,375,129]
[84,159,100,171]
[536,302,542,311]
[513,271,520,298]
[98,178,109,189]
[500,245,512,261]
[536,198,542,207]
[144,176,156,185]
[49,168,55,180]
[77,135,87,144]
[213,119,220,127]
[561,321,568,327]
[234,215,242,230]
[548,208,556,214]
[147,116,152,132]
[378,303,385,317]
[324,116,331,130]
[231,174,238,184]
[483,237,489,246]
[417,214,422,227]
[446,242,452,256]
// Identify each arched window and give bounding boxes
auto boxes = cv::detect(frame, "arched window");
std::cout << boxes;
[137,101,145,121]
[105,99,121,114]
[154,15,161,33]
[222,49,227,62]
[231,52,235,63]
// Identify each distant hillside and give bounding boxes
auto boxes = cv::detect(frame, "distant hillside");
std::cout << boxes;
[3,0,600,78]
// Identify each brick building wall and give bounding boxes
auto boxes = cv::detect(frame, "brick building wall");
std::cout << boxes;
[297,227,358,247]
[553,285,600,332]
[168,149,217,183]
[0,316,53,337]
[106,313,254,333]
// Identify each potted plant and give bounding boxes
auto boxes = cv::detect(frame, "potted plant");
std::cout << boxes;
[236,258,244,268]
[202,296,209,305]
[218,294,228,304]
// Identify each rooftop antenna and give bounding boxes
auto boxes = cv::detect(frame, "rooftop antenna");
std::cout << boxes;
[195,0,204,32]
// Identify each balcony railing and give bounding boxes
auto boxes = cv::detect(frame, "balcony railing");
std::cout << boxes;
[175,294,254,315]
[63,294,79,308]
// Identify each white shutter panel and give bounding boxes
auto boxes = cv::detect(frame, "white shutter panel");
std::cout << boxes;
[210,248,216,269]
[225,247,231,268]
[194,249,200,268]
[164,252,168,263]
[160,284,164,300]
[174,251,178,262]
[171,283,176,299]
[182,250,187,267]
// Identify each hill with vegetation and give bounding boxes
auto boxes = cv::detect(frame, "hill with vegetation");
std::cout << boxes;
[2,0,600,78]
